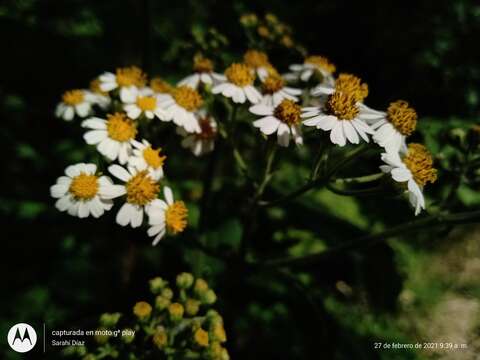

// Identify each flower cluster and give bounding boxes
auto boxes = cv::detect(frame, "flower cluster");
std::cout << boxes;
[51,37,438,244]
[63,273,229,360]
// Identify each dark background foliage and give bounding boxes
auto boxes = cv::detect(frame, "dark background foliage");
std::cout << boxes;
[1,0,480,359]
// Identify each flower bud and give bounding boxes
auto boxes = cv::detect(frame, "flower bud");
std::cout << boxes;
[155,295,171,311]
[161,287,173,300]
[210,322,226,343]
[99,312,121,328]
[194,328,209,347]
[168,302,184,321]
[202,289,217,305]
[194,278,209,296]
[176,272,194,289]
[185,298,201,316]
[152,326,168,349]
[94,328,109,345]
[133,301,152,320]
[239,13,258,27]
[122,328,135,344]
[149,277,167,294]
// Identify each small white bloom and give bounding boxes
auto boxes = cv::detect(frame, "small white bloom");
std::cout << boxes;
[370,100,418,153]
[103,164,162,228]
[128,139,166,180]
[250,100,303,147]
[212,63,262,104]
[178,55,225,89]
[177,111,217,156]
[380,143,437,215]
[147,186,188,245]
[55,89,93,121]
[50,163,114,218]
[260,73,302,107]
[82,113,137,164]
[302,91,374,147]
[285,55,336,85]
[157,86,204,133]
[122,87,166,120]
[99,66,147,102]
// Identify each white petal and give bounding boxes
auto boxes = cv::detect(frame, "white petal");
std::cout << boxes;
[108,164,131,182]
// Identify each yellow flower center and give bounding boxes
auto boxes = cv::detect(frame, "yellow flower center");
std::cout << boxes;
[225,63,255,87]
[173,86,203,112]
[257,26,270,38]
[168,303,184,318]
[212,323,227,342]
[125,170,159,205]
[152,328,168,349]
[262,74,285,94]
[273,99,301,126]
[403,143,437,187]
[106,113,137,142]
[150,77,172,94]
[387,100,417,136]
[69,173,99,200]
[194,328,209,347]
[325,92,359,120]
[305,55,336,74]
[335,73,369,102]
[90,79,108,96]
[116,66,146,87]
[143,146,166,169]
[243,49,270,68]
[165,201,188,234]
[136,96,157,111]
[62,90,84,105]
[193,56,214,73]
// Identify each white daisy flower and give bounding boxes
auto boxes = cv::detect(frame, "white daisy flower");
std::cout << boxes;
[285,55,336,85]
[260,73,302,107]
[88,79,111,109]
[212,63,262,104]
[250,99,303,147]
[380,143,437,215]
[243,49,273,80]
[147,186,188,245]
[82,113,137,164]
[55,89,93,121]
[302,91,374,146]
[50,163,114,218]
[128,139,166,180]
[122,87,166,120]
[103,164,162,228]
[178,55,225,89]
[369,100,418,153]
[99,66,147,102]
[157,86,203,133]
[177,111,217,156]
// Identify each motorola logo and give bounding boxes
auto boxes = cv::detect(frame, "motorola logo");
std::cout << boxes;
[7,323,37,353]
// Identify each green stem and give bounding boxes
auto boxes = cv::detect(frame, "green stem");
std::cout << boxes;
[259,143,371,207]
[333,172,384,185]
[326,183,387,197]
[256,210,480,269]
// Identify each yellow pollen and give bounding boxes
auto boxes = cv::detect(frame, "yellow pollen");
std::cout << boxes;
[387,100,418,136]
[125,170,159,205]
[143,146,166,169]
[196,117,217,140]
[335,73,369,102]
[165,201,188,234]
[274,99,301,126]
[305,55,336,74]
[243,50,270,68]
[106,113,137,142]
[90,79,108,96]
[69,173,99,200]
[173,86,203,112]
[225,63,255,87]
[115,66,147,87]
[193,55,214,73]
[262,74,285,94]
[62,90,84,105]
[403,143,437,187]
[150,77,173,94]
[325,92,359,120]
[136,96,157,111]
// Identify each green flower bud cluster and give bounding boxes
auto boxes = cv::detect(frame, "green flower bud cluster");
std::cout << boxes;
[64,273,229,360]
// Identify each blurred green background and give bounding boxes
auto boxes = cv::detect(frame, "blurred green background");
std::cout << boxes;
[1,0,480,359]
